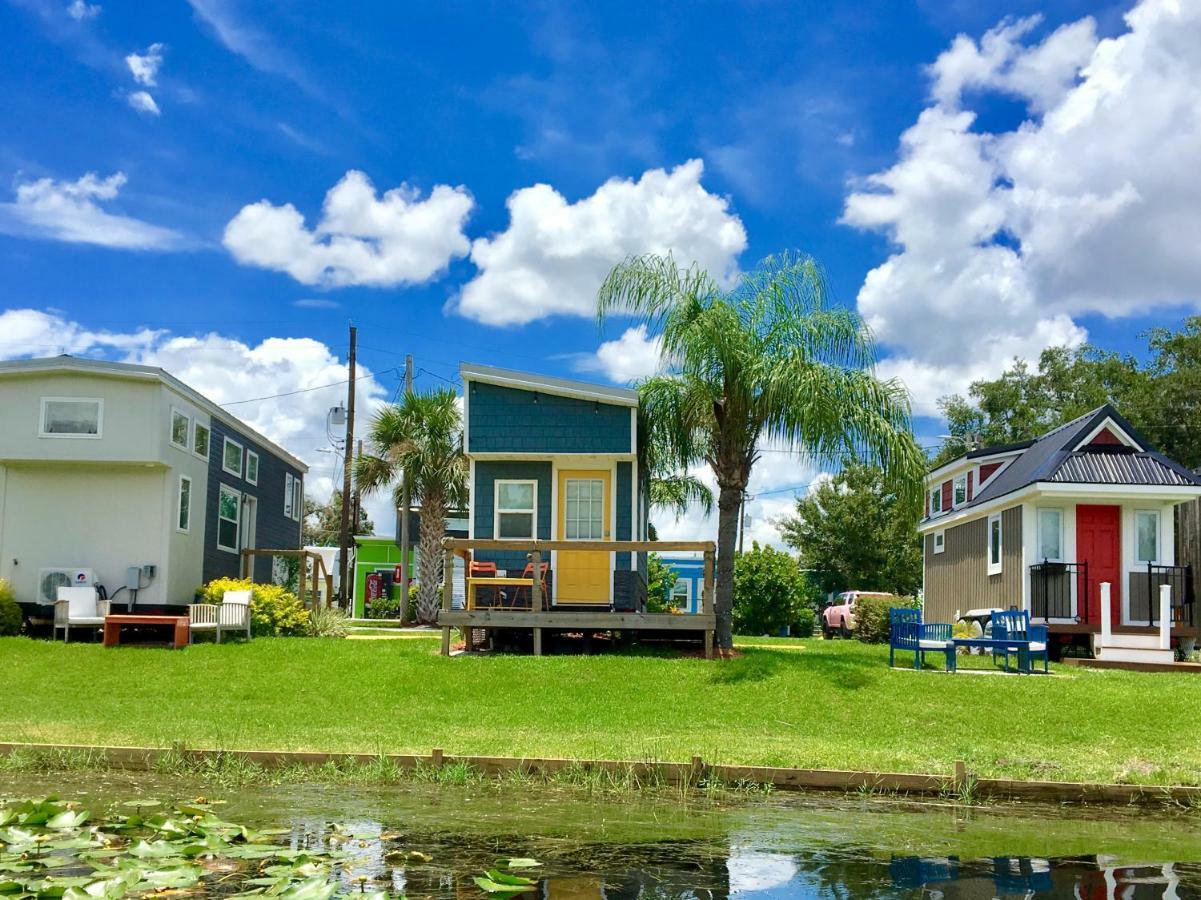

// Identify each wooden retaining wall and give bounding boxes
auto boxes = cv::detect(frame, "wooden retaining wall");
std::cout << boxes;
[2,742,1199,807]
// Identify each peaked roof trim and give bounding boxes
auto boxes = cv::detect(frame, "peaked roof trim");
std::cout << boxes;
[461,362,638,407]
[0,356,309,471]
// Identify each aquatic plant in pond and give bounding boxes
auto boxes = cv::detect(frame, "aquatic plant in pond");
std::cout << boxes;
[0,795,406,898]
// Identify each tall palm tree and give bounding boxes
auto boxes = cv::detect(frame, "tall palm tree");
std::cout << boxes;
[354,388,468,624]
[598,252,925,650]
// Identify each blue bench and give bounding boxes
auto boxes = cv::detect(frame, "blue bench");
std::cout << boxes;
[889,608,956,672]
[990,609,1049,674]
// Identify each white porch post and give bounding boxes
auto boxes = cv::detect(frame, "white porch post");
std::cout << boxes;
[1159,584,1172,651]
[1100,582,1112,647]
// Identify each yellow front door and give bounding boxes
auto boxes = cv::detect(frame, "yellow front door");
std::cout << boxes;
[556,469,611,604]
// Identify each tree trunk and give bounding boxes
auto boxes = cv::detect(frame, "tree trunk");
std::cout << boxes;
[714,482,743,649]
[416,499,447,625]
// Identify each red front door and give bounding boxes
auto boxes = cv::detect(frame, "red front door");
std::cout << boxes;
[1076,504,1121,624]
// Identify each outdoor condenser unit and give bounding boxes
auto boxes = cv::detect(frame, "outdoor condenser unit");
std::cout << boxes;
[37,568,96,605]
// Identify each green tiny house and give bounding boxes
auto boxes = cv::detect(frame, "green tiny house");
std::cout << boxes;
[352,535,411,618]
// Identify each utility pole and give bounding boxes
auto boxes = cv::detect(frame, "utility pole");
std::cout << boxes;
[397,354,413,621]
[351,440,363,536]
[337,325,357,608]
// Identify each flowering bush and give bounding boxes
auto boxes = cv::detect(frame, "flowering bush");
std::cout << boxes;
[198,577,310,637]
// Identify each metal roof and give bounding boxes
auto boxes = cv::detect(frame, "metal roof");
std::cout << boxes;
[460,362,638,406]
[1050,452,1198,486]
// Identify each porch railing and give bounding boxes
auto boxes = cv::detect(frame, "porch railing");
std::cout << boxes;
[1129,563,1195,627]
[1029,560,1087,621]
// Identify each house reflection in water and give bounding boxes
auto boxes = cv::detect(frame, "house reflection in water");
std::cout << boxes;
[890,855,1192,898]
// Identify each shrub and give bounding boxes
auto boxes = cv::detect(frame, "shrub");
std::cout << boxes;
[367,593,400,620]
[853,594,920,644]
[198,578,310,637]
[646,553,674,613]
[733,543,810,635]
[0,579,20,637]
[792,606,816,638]
[307,606,349,638]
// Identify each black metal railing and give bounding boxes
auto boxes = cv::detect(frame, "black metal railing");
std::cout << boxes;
[1129,563,1194,626]
[1030,560,1087,621]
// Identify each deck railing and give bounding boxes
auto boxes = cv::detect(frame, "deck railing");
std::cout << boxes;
[1129,563,1194,626]
[1029,560,1087,621]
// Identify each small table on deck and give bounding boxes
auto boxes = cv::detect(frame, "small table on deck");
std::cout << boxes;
[464,576,537,610]
[103,615,190,649]
[952,637,1036,673]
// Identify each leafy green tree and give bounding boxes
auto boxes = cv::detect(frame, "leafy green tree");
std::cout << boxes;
[645,553,675,613]
[1140,318,1201,468]
[779,462,922,596]
[302,490,374,546]
[597,252,925,649]
[354,388,468,624]
[732,543,816,635]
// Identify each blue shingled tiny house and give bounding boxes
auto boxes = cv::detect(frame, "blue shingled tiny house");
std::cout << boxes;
[462,363,649,610]
[659,555,706,614]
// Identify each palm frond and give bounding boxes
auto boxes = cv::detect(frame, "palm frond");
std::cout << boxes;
[650,473,714,518]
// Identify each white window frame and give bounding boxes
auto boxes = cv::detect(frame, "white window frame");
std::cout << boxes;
[193,421,211,461]
[292,475,303,522]
[170,407,191,451]
[222,436,244,477]
[987,513,1003,576]
[671,577,692,608]
[246,451,260,486]
[1036,507,1063,563]
[217,484,241,554]
[39,397,103,439]
[494,479,537,540]
[284,472,294,519]
[952,474,967,508]
[176,475,192,534]
[1134,509,1161,564]
[933,530,945,554]
[929,486,942,516]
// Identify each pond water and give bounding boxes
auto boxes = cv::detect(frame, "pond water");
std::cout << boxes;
[3,772,1200,898]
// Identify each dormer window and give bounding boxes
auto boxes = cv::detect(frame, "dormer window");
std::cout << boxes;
[953,474,967,507]
[929,486,943,516]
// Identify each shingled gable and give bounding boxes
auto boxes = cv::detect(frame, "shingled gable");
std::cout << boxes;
[962,404,1201,509]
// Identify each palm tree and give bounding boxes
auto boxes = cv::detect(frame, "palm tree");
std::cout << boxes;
[354,388,468,624]
[598,252,925,650]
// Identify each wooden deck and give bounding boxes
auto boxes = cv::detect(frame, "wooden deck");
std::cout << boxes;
[440,609,716,657]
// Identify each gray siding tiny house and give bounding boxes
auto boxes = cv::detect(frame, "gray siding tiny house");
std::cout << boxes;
[462,364,647,610]
[923,507,1023,623]
[202,418,304,585]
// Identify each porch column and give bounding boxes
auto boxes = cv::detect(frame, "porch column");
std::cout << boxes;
[1100,582,1112,647]
[1159,584,1172,651]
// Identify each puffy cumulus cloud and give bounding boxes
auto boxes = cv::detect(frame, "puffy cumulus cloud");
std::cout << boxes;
[125,42,164,86]
[67,0,100,21]
[223,171,473,288]
[126,90,160,116]
[575,325,662,384]
[0,306,395,531]
[843,0,1201,417]
[0,171,181,249]
[457,160,747,326]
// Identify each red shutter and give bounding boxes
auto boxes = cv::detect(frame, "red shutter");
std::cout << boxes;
[967,470,974,500]
[1089,427,1123,447]
[924,490,930,517]
[941,481,952,510]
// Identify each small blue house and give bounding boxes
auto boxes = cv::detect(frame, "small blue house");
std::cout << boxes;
[462,363,649,610]
[659,555,705,613]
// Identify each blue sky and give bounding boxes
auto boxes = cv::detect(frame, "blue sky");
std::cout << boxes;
[2,0,1198,542]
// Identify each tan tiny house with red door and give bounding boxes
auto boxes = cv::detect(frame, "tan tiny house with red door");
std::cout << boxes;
[919,406,1201,658]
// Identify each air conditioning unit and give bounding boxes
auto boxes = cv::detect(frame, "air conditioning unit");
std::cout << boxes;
[38,568,96,606]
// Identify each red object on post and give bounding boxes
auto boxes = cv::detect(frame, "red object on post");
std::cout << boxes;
[394,564,404,582]
[365,572,383,608]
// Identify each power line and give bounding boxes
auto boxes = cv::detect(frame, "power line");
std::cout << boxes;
[219,366,401,407]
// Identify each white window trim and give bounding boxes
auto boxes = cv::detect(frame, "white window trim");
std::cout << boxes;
[671,578,692,607]
[292,475,302,522]
[217,484,241,554]
[246,451,260,486]
[929,486,943,516]
[170,407,191,450]
[494,479,538,540]
[193,421,211,461]
[987,513,1003,576]
[933,530,945,554]
[222,436,244,477]
[952,474,967,508]
[1036,507,1063,563]
[284,472,294,519]
[1134,509,1161,564]
[176,475,192,534]
[38,397,104,439]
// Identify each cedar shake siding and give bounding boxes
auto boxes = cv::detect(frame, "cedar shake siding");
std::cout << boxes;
[472,460,553,573]
[924,506,1023,623]
[467,381,631,454]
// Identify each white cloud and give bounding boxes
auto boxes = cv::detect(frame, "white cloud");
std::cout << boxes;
[0,171,181,250]
[457,160,747,326]
[843,0,1201,416]
[126,90,160,116]
[66,0,100,21]
[293,298,341,310]
[0,309,162,360]
[125,42,164,86]
[223,170,473,288]
[576,325,662,384]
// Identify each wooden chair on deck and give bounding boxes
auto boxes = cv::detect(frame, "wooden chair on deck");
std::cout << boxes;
[508,561,549,610]
[468,560,501,608]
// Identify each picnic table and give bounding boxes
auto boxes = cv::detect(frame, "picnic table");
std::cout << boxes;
[102,614,190,649]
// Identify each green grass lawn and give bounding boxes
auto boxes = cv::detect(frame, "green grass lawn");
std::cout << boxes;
[1,634,1196,786]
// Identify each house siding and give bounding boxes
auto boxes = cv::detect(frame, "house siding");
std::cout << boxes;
[202,418,304,584]
[472,460,553,572]
[924,506,1023,623]
[467,381,631,454]
[615,461,632,570]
